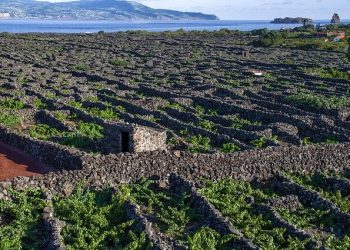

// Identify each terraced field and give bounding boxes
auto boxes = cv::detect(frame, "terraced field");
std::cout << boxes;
[1,172,350,249]
[0,31,349,154]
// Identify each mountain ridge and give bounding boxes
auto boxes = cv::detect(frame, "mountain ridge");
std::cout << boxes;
[0,0,219,21]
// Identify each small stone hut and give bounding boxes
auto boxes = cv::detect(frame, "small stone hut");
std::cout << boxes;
[114,123,167,153]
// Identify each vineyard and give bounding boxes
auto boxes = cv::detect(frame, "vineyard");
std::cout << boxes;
[1,171,350,249]
[0,31,349,156]
[0,30,350,249]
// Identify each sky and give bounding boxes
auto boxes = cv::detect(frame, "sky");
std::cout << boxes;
[40,0,350,20]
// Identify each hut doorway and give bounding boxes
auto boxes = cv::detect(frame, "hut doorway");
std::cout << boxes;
[121,132,130,152]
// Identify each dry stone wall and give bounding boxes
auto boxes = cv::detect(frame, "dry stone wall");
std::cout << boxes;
[1,125,350,196]
[0,125,83,171]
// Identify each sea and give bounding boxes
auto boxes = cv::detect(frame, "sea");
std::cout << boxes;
[0,19,349,33]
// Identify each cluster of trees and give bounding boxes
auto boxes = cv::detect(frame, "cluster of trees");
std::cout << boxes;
[250,29,284,47]
[348,38,350,61]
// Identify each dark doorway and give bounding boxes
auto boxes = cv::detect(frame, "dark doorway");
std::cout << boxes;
[121,132,130,152]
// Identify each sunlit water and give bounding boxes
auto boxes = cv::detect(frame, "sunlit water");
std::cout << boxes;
[0,19,348,33]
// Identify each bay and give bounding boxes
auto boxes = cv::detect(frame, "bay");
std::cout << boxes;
[0,19,348,33]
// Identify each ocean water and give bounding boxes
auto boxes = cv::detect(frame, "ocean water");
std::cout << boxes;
[0,19,348,33]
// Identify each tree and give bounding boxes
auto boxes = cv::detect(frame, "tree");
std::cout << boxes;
[253,31,283,47]
[348,38,350,62]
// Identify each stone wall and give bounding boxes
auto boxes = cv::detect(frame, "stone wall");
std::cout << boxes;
[0,125,84,171]
[132,126,167,153]
[1,141,350,197]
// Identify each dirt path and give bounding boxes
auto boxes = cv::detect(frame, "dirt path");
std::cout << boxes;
[0,142,56,181]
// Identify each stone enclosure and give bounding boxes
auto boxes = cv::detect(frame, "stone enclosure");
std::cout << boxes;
[0,31,349,191]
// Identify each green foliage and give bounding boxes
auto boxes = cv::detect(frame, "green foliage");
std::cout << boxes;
[60,123,104,149]
[208,109,218,116]
[187,227,238,250]
[301,137,312,146]
[187,135,211,153]
[285,172,350,213]
[115,105,126,112]
[200,179,310,249]
[74,64,90,71]
[301,136,339,145]
[33,98,48,109]
[284,37,347,51]
[53,187,150,249]
[278,207,349,246]
[85,95,99,102]
[231,115,261,129]
[45,91,56,99]
[187,227,218,250]
[0,113,21,128]
[220,143,240,153]
[145,115,160,123]
[67,100,83,109]
[251,28,269,36]
[163,102,185,112]
[0,98,25,110]
[16,75,28,84]
[348,38,350,62]
[109,58,130,67]
[127,180,225,247]
[194,105,205,117]
[87,107,119,120]
[28,124,60,140]
[198,120,217,132]
[250,136,278,148]
[0,189,47,249]
[253,31,283,47]
[305,67,350,80]
[54,111,68,121]
[286,92,349,109]
[60,135,91,149]
[76,122,104,139]
[28,122,104,150]
[325,236,350,250]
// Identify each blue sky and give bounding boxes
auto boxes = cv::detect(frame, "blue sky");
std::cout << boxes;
[42,0,350,20]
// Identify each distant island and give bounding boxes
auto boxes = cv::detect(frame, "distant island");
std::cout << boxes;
[0,0,219,21]
[271,17,313,24]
